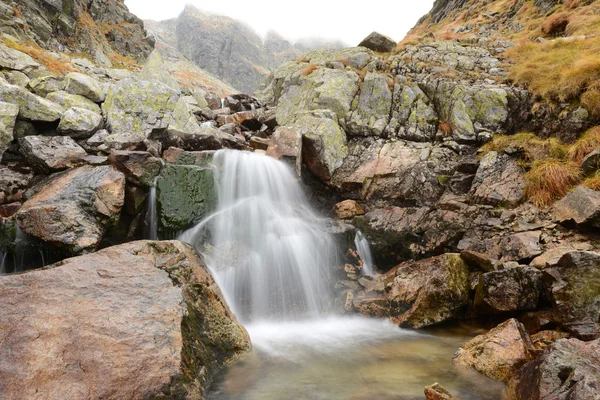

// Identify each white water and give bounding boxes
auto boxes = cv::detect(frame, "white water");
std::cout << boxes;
[180,149,337,322]
[145,177,159,240]
[355,230,375,277]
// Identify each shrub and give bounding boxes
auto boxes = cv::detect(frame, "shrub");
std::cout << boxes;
[524,159,582,207]
[301,63,318,76]
[568,126,600,163]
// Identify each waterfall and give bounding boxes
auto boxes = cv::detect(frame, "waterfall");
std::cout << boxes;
[354,230,375,277]
[145,177,159,241]
[180,149,337,322]
[220,98,225,109]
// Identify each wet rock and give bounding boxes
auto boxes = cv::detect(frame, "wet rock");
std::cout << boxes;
[530,330,571,351]
[358,31,397,52]
[519,309,560,333]
[57,107,102,138]
[19,136,88,173]
[0,101,18,159]
[470,151,525,207]
[0,240,250,399]
[475,267,543,314]
[102,78,179,137]
[552,186,600,228]
[64,72,105,103]
[386,254,470,328]
[352,296,391,318]
[266,126,302,176]
[453,318,535,382]
[0,166,34,199]
[14,165,125,253]
[0,81,64,121]
[425,383,457,400]
[249,136,270,151]
[108,150,162,186]
[333,200,365,219]
[46,90,101,114]
[581,148,600,175]
[506,338,600,400]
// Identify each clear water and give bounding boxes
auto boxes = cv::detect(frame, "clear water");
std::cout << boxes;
[355,230,375,276]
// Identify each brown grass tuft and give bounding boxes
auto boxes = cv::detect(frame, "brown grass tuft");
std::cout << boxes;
[301,63,318,76]
[542,13,570,36]
[583,171,600,190]
[3,39,76,75]
[482,133,568,162]
[525,159,582,207]
[295,56,309,63]
[438,121,453,136]
[568,126,600,163]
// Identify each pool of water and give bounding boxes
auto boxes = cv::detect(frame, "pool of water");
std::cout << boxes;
[206,317,505,400]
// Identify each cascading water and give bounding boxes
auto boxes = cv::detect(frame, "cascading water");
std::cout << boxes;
[145,177,159,241]
[180,149,336,322]
[355,230,376,277]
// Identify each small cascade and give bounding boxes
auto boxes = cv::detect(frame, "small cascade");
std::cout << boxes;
[201,121,215,128]
[354,230,376,277]
[180,149,337,322]
[145,176,159,240]
[220,98,225,109]
[0,249,6,274]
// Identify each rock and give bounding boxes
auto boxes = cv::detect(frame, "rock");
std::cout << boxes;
[386,83,438,141]
[460,250,496,271]
[506,338,600,400]
[156,154,216,235]
[0,166,34,199]
[3,70,30,87]
[530,330,571,351]
[470,151,525,207]
[358,32,397,52]
[453,318,535,382]
[530,246,581,269]
[64,72,105,103]
[352,296,391,318]
[18,136,88,172]
[0,240,250,399]
[424,383,457,400]
[0,101,18,159]
[385,254,470,328]
[475,267,543,314]
[0,42,40,72]
[27,75,64,96]
[347,72,393,136]
[333,200,365,219]
[581,148,600,175]
[545,251,600,339]
[552,186,600,228]
[500,230,543,261]
[14,165,125,253]
[292,113,348,182]
[249,136,270,151]
[167,96,202,134]
[108,150,162,186]
[102,78,179,137]
[46,90,101,114]
[159,126,242,152]
[138,49,181,93]
[57,107,102,138]
[266,126,302,176]
[0,81,64,121]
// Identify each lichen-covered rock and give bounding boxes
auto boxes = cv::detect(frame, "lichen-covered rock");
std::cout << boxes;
[46,90,101,114]
[385,253,470,328]
[14,165,125,253]
[266,126,302,176]
[156,153,216,235]
[358,32,397,52]
[333,200,365,219]
[168,96,202,133]
[290,113,348,181]
[18,136,88,172]
[386,82,439,141]
[506,338,600,400]
[0,42,41,73]
[475,267,543,314]
[27,75,64,96]
[453,318,535,382]
[425,383,457,400]
[139,49,181,93]
[0,81,64,121]
[347,72,392,136]
[0,240,250,399]
[64,72,105,103]
[108,150,162,186]
[0,101,18,160]
[57,107,102,138]
[159,126,242,152]
[470,151,525,207]
[103,78,179,137]
[552,186,600,228]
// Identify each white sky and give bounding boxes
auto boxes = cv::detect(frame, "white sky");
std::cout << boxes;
[124,0,435,46]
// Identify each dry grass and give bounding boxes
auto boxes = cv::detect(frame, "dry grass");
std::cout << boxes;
[524,159,582,207]
[439,121,453,136]
[482,132,568,162]
[568,126,600,163]
[541,13,570,36]
[295,56,309,63]
[301,63,319,76]
[3,39,76,75]
[583,171,600,190]
[357,67,368,81]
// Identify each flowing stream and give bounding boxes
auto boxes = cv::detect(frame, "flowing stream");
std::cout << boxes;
[180,149,504,399]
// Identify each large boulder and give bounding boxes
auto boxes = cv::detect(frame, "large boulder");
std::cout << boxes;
[552,186,600,228]
[0,42,41,72]
[453,318,535,382]
[0,101,18,159]
[266,126,302,176]
[0,240,250,399]
[475,267,543,314]
[57,107,102,138]
[108,150,162,186]
[18,135,89,172]
[347,72,393,136]
[507,338,600,400]
[102,78,179,137]
[138,49,181,93]
[358,32,397,52]
[14,165,125,253]
[385,254,470,328]
[46,90,101,114]
[64,72,105,103]
[27,75,64,96]
[386,82,439,141]
[470,151,525,207]
[0,81,64,121]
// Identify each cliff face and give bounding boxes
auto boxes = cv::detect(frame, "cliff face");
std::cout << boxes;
[0,0,154,66]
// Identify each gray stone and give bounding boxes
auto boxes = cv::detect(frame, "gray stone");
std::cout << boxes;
[552,186,600,228]
[470,151,525,207]
[138,50,181,93]
[64,72,105,103]
[57,107,102,139]
[581,148,600,175]
[19,135,88,172]
[46,91,101,114]
[0,101,18,160]
[27,75,64,96]
[0,81,64,121]
[358,32,397,52]
[0,42,40,72]
[475,267,543,314]
[347,72,392,136]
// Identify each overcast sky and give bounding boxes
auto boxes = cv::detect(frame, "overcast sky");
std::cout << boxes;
[124,0,434,46]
